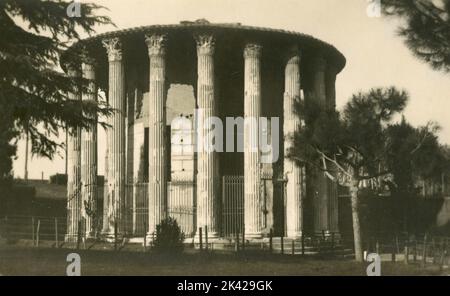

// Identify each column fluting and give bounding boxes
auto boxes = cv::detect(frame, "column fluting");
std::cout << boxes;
[326,63,339,235]
[311,55,329,234]
[80,58,98,238]
[102,37,126,238]
[283,47,304,238]
[244,43,263,239]
[65,65,82,242]
[195,33,220,239]
[145,34,168,238]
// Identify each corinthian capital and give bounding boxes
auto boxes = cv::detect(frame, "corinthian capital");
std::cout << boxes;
[145,34,167,57]
[195,33,215,56]
[243,43,262,59]
[102,37,122,62]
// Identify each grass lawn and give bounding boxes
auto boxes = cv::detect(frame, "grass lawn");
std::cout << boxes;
[0,244,446,276]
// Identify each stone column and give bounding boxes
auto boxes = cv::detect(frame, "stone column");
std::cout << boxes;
[102,37,126,238]
[283,47,304,238]
[326,63,339,235]
[311,55,329,235]
[195,34,220,239]
[145,34,168,239]
[244,43,263,239]
[80,58,98,238]
[65,65,82,242]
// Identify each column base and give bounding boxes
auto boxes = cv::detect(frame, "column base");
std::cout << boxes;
[315,230,340,240]
[64,234,77,243]
[193,231,220,243]
[101,231,125,243]
[286,231,303,239]
[244,232,263,240]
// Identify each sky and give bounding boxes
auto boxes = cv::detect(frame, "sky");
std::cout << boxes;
[12,0,450,179]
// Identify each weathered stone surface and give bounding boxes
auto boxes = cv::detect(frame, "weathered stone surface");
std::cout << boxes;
[102,37,126,238]
[244,43,263,239]
[195,33,220,239]
[145,34,168,239]
[283,47,304,238]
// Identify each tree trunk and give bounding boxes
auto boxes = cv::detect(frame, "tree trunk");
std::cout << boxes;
[350,179,363,262]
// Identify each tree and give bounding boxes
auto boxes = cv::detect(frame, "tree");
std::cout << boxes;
[289,87,408,262]
[381,0,450,72]
[385,118,443,232]
[0,0,114,180]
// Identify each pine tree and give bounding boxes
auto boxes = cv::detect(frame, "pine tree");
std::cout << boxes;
[382,0,450,72]
[289,87,408,262]
[0,0,113,179]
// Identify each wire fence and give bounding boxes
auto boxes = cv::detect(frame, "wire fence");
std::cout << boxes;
[0,215,66,247]
[0,215,448,270]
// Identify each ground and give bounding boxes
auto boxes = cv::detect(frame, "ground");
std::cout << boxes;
[0,245,445,276]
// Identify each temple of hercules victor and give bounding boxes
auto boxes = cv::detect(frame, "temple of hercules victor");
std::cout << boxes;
[61,20,346,244]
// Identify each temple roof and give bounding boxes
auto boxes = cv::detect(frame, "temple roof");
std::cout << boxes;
[62,20,346,72]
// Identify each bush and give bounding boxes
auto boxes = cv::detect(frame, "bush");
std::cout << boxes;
[153,217,185,254]
[49,174,67,185]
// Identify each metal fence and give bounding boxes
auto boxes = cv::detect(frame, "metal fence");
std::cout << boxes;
[221,176,244,238]
[168,180,196,237]
[127,176,247,239]
[0,215,67,245]
[124,181,196,238]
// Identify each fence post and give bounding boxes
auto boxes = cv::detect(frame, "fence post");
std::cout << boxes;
[413,240,417,262]
[281,236,284,255]
[439,239,446,272]
[376,240,380,255]
[114,221,118,251]
[235,230,239,252]
[242,225,245,251]
[199,227,203,251]
[54,217,58,248]
[31,217,35,245]
[404,244,409,265]
[269,228,273,253]
[291,240,295,255]
[391,237,396,262]
[77,220,82,250]
[36,219,41,247]
[432,238,437,264]
[301,234,305,256]
[422,234,428,268]
[331,232,335,251]
[395,234,400,254]
[4,216,8,240]
[205,225,208,251]
[143,221,147,252]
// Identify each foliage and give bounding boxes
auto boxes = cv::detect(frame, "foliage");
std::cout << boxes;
[0,0,114,180]
[289,87,408,261]
[385,118,449,231]
[49,173,67,185]
[382,0,450,72]
[153,217,185,254]
[291,87,408,186]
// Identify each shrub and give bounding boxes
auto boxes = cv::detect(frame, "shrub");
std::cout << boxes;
[153,217,185,254]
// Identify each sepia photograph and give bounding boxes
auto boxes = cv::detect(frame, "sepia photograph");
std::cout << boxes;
[0,0,449,285]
